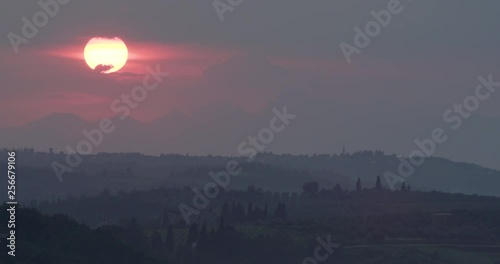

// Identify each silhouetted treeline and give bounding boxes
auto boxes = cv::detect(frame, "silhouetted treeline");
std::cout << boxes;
[3,149,500,201]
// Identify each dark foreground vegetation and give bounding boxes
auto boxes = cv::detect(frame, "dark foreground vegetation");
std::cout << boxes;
[5,179,500,264]
[2,150,500,262]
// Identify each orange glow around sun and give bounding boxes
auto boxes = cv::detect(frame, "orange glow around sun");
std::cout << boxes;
[84,37,128,74]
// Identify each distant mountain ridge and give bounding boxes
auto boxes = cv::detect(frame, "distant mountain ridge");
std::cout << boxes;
[1,102,499,171]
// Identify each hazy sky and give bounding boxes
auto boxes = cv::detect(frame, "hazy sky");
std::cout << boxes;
[0,0,499,169]
[0,0,498,126]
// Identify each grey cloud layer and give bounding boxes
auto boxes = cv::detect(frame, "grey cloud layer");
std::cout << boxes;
[2,0,500,59]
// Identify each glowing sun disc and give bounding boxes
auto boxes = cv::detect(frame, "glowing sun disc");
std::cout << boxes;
[84,37,128,74]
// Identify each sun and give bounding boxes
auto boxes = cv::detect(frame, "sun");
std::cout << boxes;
[84,37,128,74]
